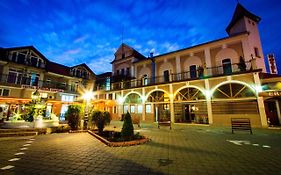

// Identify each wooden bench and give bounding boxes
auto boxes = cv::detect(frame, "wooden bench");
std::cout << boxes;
[158,120,171,129]
[231,118,252,134]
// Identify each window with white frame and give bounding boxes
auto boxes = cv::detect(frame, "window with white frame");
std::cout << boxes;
[137,105,143,113]
[0,88,10,96]
[130,105,135,113]
[145,104,151,113]
[61,95,74,102]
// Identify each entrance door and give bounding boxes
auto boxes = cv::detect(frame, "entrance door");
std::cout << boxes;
[163,70,169,82]
[222,59,232,75]
[183,104,196,123]
[265,101,280,126]
[154,104,170,122]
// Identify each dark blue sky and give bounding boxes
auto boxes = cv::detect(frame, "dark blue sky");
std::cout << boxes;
[0,0,280,74]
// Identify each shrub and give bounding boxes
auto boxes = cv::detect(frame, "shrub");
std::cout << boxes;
[91,110,111,133]
[65,105,82,130]
[121,112,134,141]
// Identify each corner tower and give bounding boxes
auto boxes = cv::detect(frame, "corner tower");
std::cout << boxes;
[226,3,266,72]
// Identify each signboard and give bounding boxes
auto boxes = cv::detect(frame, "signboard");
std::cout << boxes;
[267,54,278,74]
[259,91,281,97]
[21,85,64,93]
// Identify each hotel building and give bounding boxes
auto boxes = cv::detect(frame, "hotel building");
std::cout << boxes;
[95,3,281,128]
[0,46,95,120]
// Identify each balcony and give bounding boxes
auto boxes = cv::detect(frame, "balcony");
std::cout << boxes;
[98,61,258,91]
[0,74,78,93]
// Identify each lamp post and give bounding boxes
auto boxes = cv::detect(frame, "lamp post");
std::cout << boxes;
[82,91,93,129]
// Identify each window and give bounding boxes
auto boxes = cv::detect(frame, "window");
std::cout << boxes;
[130,105,135,113]
[137,105,143,113]
[122,53,125,59]
[11,52,17,61]
[113,106,117,114]
[105,77,111,91]
[163,70,169,82]
[30,73,39,86]
[124,105,128,113]
[189,65,197,78]
[222,58,232,75]
[126,67,130,76]
[145,104,151,113]
[61,95,74,102]
[116,70,119,75]
[254,47,260,57]
[121,69,124,76]
[7,69,22,84]
[31,56,38,67]
[40,93,48,99]
[0,89,10,96]
[143,74,148,85]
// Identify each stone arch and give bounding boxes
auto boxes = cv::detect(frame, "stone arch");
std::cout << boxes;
[158,61,174,76]
[123,91,143,102]
[215,48,239,67]
[174,85,206,101]
[210,81,257,99]
[183,56,202,72]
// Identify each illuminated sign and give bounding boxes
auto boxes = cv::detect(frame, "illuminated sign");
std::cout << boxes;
[259,91,281,97]
[21,85,64,93]
[267,54,278,74]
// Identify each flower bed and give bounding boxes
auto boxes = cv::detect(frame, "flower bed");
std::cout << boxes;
[88,130,150,147]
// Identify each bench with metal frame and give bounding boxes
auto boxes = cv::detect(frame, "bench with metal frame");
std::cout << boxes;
[158,120,171,129]
[231,118,252,134]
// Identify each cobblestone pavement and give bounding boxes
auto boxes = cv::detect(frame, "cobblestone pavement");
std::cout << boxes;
[0,123,281,175]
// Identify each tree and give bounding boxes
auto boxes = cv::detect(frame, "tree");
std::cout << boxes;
[65,105,82,130]
[91,110,111,134]
[121,112,134,141]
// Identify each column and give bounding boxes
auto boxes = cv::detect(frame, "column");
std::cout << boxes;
[176,55,181,80]
[204,48,212,76]
[204,79,213,124]
[253,72,268,127]
[169,84,175,123]
[142,88,146,121]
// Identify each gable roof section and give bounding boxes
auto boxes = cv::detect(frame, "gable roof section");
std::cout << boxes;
[71,63,95,76]
[226,3,261,34]
[111,43,146,64]
[3,45,49,62]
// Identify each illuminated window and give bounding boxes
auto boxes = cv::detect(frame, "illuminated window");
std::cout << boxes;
[40,93,48,99]
[130,105,135,113]
[105,77,111,91]
[145,104,151,113]
[61,95,74,102]
[137,105,143,113]
[124,105,128,113]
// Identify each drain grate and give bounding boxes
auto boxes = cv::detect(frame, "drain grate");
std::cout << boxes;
[158,159,173,166]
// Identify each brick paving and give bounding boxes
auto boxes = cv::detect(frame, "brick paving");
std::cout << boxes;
[0,123,281,175]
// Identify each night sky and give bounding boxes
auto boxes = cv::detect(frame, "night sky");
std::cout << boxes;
[0,0,280,74]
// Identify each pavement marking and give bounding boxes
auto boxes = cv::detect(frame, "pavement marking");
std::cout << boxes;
[252,144,259,146]
[20,147,28,150]
[1,165,14,170]
[9,158,21,162]
[14,152,25,155]
[23,144,31,147]
[226,140,250,146]
[26,141,33,143]
[30,138,35,141]
[262,145,271,148]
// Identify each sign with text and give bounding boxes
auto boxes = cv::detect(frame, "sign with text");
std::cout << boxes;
[267,54,278,74]
[21,85,64,93]
[259,91,281,97]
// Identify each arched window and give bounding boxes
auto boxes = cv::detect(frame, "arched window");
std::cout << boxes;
[213,83,255,99]
[143,74,148,85]
[147,91,169,102]
[175,87,205,101]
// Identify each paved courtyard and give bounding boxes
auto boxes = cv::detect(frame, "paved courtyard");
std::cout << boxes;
[0,123,281,175]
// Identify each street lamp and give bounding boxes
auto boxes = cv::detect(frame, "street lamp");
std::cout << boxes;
[82,91,94,129]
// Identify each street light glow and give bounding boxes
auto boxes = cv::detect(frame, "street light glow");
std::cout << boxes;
[82,91,94,102]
